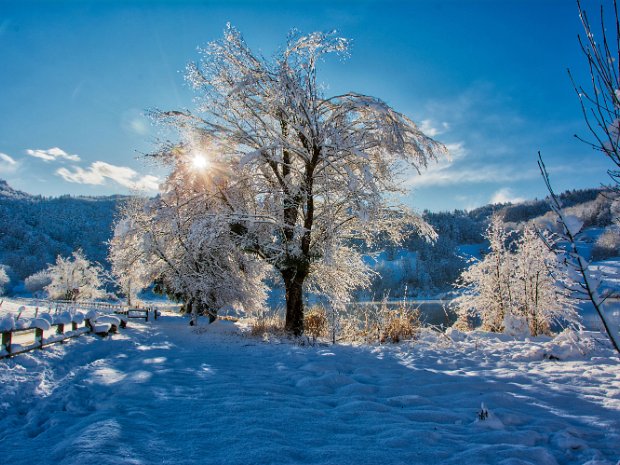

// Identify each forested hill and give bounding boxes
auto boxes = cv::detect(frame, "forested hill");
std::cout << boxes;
[0,180,124,285]
[367,187,617,298]
[0,179,615,296]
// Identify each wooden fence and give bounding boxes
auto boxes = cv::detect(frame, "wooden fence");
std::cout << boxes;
[113,307,159,322]
[46,301,159,321]
[0,305,158,359]
[1,318,110,359]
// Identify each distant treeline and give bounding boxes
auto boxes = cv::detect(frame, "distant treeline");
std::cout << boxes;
[0,179,615,297]
[0,180,122,287]
[365,187,617,298]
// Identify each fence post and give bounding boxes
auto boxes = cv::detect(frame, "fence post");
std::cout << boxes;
[154,307,158,320]
[35,328,44,348]
[146,308,149,322]
[1,331,11,355]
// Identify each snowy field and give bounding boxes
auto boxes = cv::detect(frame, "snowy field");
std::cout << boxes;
[1,308,619,465]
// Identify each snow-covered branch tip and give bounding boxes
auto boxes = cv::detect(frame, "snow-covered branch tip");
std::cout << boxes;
[537,152,620,354]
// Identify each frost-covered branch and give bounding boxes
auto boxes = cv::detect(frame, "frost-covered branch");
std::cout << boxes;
[538,153,620,353]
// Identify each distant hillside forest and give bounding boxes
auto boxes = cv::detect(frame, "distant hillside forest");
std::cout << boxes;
[365,187,618,298]
[0,180,123,288]
[0,180,617,297]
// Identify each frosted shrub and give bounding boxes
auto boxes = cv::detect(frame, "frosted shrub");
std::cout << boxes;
[454,215,515,333]
[382,305,421,343]
[337,299,421,344]
[0,266,8,295]
[250,310,286,339]
[591,226,620,261]
[455,217,579,336]
[304,307,328,342]
[24,270,52,295]
[45,250,105,301]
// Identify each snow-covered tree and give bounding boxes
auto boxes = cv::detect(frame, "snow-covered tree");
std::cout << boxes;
[592,224,620,261]
[0,265,9,295]
[454,216,579,336]
[512,226,578,336]
[24,269,52,295]
[144,26,446,335]
[44,250,105,301]
[111,173,269,322]
[455,215,515,332]
[108,202,154,306]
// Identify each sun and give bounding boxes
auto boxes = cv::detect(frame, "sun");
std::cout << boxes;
[190,153,210,171]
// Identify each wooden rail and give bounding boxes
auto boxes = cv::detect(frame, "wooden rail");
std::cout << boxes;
[114,307,158,322]
[41,301,159,321]
[0,304,160,359]
[48,300,128,312]
[1,318,105,359]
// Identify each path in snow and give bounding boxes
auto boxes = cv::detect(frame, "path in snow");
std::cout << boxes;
[0,315,619,465]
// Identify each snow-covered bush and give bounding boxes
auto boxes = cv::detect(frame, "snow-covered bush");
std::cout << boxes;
[454,217,579,336]
[591,226,620,261]
[512,226,579,335]
[0,265,9,295]
[24,269,52,295]
[249,311,286,339]
[108,210,154,306]
[44,250,105,301]
[382,305,421,343]
[304,307,328,342]
[454,215,516,333]
[112,193,270,324]
[336,298,421,344]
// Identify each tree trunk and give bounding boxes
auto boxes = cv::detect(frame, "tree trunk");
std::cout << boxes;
[282,270,306,336]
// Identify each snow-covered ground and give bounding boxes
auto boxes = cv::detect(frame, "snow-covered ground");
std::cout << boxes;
[1,308,619,465]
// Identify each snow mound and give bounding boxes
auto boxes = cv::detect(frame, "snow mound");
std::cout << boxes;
[14,319,29,330]
[53,312,73,325]
[474,403,505,430]
[192,319,241,337]
[84,310,98,320]
[91,323,112,334]
[94,315,121,327]
[503,313,530,338]
[30,318,51,331]
[445,327,467,342]
[0,315,15,332]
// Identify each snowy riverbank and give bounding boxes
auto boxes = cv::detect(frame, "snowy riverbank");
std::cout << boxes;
[1,312,619,465]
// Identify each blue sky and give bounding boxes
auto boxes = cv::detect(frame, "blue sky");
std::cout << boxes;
[0,0,614,211]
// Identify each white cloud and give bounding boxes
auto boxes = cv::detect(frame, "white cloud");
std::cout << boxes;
[0,152,17,165]
[26,147,81,162]
[408,164,538,188]
[407,139,536,189]
[490,188,525,205]
[419,119,449,138]
[0,152,18,174]
[444,142,468,159]
[412,140,467,179]
[56,161,159,192]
